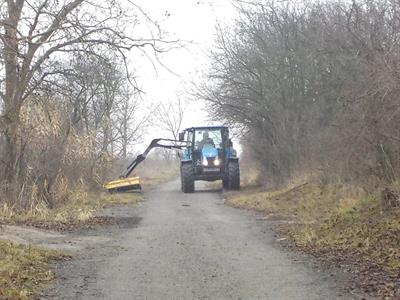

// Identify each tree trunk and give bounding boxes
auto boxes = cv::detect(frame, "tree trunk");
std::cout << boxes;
[1,0,24,183]
[2,113,20,183]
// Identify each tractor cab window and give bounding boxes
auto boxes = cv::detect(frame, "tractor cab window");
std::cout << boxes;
[195,129,222,149]
[186,131,193,144]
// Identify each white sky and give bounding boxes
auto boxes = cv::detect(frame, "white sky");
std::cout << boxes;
[130,0,237,143]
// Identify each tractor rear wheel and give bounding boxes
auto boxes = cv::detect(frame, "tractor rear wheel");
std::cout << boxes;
[181,164,195,193]
[228,161,240,190]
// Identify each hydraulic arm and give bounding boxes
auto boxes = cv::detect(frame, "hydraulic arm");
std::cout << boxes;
[104,138,188,192]
[123,138,188,178]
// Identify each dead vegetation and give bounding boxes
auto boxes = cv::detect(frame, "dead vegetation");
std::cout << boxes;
[0,153,178,231]
[199,0,400,188]
[227,180,400,298]
[0,240,70,300]
[0,0,177,215]
[134,152,180,189]
[0,189,142,231]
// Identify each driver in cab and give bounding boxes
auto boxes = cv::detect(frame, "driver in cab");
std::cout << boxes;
[198,131,214,149]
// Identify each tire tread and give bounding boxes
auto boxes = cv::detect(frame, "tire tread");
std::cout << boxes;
[181,163,195,193]
[228,161,240,190]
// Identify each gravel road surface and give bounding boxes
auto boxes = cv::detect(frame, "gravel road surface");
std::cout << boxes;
[45,180,356,299]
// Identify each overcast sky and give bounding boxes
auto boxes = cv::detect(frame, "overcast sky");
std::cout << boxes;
[131,0,237,141]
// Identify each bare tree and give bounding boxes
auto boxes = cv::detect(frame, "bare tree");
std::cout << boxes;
[155,97,185,140]
[199,0,400,186]
[0,0,170,183]
[114,86,150,158]
[153,97,185,162]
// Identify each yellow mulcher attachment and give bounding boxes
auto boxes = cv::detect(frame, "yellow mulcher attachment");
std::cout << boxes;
[103,176,141,192]
[103,138,187,193]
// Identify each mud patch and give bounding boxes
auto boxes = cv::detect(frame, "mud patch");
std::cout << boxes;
[113,216,142,229]
[0,207,142,251]
[0,224,113,251]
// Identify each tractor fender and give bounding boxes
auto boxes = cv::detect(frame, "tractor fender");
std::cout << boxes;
[180,159,192,165]
[225,147,238,159]
[228,157,239,162]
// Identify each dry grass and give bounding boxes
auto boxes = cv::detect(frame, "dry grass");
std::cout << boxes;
[292,194,400,272]
[227,181,400,274]
[134,158,179,189]
[0,157,178,229]
[0,240,70,299]
[0,192,142,229]
[140,169,178,189]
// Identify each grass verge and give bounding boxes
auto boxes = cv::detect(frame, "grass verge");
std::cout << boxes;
[0,240,70,299]
[227,181,400,298]
[0,192,142,231]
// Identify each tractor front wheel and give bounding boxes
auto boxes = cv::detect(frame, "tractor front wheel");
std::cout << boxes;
[228,161,240,190]
[181,164,195,193]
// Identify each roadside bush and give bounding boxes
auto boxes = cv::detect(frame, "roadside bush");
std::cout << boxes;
[199,0,400,188]
[0,100,114,210]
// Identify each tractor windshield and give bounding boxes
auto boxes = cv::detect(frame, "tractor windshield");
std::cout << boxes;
[194,129,222,149]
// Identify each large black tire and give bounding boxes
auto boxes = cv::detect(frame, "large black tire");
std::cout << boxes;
[181,163,195,193]
[228,161,240,190]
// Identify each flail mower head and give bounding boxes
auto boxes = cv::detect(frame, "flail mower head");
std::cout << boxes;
[103,176,141,193]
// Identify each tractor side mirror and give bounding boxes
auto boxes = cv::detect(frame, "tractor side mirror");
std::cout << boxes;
[178,132,185,141]
[228,138,233,147]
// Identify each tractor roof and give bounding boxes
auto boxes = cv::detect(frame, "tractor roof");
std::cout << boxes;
[184,125,228,131]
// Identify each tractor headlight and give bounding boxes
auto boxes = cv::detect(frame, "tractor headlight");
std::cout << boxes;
[202,157,208,166]
[214,158,220,166]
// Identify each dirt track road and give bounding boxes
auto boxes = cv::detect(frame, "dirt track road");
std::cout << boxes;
[45,180,356,299]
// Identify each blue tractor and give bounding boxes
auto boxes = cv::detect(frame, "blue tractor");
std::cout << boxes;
[178,126,240,193]
[104,126,240,193]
